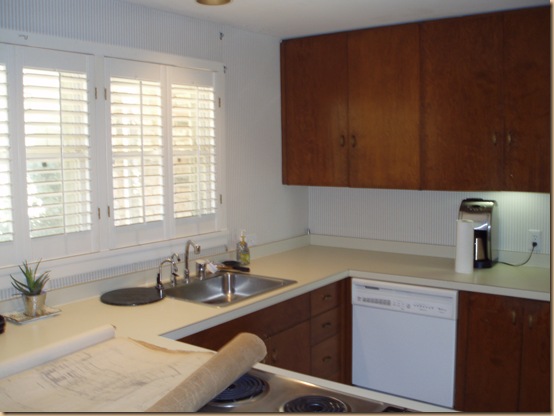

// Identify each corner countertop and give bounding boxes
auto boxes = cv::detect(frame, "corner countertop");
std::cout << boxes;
[0,238,549,412]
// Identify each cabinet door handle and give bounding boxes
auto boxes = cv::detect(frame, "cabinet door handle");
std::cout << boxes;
[492,133,498,145]
[528,314,534,328]
[340,135,346,147]
[511,310,517,325]
[351,135,357,148]
[507,131,513,145]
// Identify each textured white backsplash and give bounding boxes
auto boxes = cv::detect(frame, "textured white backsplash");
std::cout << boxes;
[309,188,550,254]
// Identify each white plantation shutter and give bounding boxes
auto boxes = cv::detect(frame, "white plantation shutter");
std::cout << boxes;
[23,68,92,238]
[110,76,163,227]
[0,62,12,243]
[172,84,217,219]
[0,41,224,271]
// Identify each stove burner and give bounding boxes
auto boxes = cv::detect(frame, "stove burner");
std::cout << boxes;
[210,373,268,405]
[283,395,350,412]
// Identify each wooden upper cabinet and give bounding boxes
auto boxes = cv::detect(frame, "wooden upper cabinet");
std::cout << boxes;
[282,7,550,192]
[281,33,349,186]
[503,7,551,193]
[421,13,504,191]
[281,23,421,189]
[348,24,420,189]
[421,7,550,192]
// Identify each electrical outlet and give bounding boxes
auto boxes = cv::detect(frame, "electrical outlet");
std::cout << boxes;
[528,229,542,253]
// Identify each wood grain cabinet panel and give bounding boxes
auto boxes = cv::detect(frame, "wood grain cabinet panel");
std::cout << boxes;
[281,24,420,189]
[311,335,341,381]
[421,7,550,192]
[455,291,551,412]
[502,7,551,192]
[311,307,340,345]
[281,33,349,186]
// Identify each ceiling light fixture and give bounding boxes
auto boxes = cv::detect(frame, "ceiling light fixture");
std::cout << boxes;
[196,0,230,5]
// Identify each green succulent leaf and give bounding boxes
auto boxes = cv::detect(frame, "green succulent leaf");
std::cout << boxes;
[11,259,50,296]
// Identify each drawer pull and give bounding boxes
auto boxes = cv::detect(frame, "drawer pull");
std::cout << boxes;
[322,294,333,301]
[321,322,332,329]
[322,356,333,363]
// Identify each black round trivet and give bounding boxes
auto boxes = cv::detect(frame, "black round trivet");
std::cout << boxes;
[100,287,164,306]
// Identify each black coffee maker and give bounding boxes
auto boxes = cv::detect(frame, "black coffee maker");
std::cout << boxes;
[458,199,498,268]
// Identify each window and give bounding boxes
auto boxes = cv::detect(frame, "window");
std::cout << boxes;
[23,67,92,238]
[110,76,164,227]
[0,41,224,284]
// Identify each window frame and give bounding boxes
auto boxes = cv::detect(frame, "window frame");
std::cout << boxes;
[0,29,227,293]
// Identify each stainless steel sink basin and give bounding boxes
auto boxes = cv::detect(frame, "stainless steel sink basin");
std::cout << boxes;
[164,272,296,307]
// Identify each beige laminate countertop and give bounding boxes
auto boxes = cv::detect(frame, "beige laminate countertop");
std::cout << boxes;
[0,240,550,412]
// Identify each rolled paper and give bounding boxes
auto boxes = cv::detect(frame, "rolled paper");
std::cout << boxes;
[147,332,267,412]
[0,324,115,379]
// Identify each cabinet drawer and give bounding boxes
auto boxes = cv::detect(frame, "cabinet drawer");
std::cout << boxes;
[311,335,341,380]
[311,307,340,345]
[311,283,340,315]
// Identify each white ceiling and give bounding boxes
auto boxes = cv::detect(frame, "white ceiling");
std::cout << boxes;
[120,0,548,39]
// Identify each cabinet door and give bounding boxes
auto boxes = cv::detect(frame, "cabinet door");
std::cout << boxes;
[460,292,522,411]
[281,33,349,186]
[265,321,311,375]
[421,14,504,191]
[519,299,551,412]
[503,7,551,193]
[348,24,420,189]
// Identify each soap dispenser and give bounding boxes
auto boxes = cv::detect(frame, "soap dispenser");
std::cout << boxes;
[236,230,250,265]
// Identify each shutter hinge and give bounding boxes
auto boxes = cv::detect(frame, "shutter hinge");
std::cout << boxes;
[107,206,111,217]
[94,87,98,100]
[218,97,222,108]
[104,88,107,100]
[219,194,223,204]
[98,207,101,219]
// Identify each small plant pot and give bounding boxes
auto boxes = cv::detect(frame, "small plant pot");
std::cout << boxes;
[23,293,47,317]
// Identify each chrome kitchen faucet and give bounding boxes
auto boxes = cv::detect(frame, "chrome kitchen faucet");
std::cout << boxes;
[184,240,201,283]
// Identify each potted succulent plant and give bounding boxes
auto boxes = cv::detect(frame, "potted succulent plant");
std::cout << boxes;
[11,259,50,317]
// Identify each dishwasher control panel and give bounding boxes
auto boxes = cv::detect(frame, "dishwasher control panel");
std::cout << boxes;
[351,278,458,319]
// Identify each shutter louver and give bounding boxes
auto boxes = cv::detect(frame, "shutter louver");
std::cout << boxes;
[110,77,164,227]
[23,68,91,238]
[0,64,13,242]
[172,85,216,219]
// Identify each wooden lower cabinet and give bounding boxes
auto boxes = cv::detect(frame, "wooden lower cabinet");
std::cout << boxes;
[455,291,551,412]
[178,279,352,384]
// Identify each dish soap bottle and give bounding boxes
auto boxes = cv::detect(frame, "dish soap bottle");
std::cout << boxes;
[236,230,250,265]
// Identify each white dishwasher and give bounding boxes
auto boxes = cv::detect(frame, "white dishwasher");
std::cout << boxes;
[351,277,458,408]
